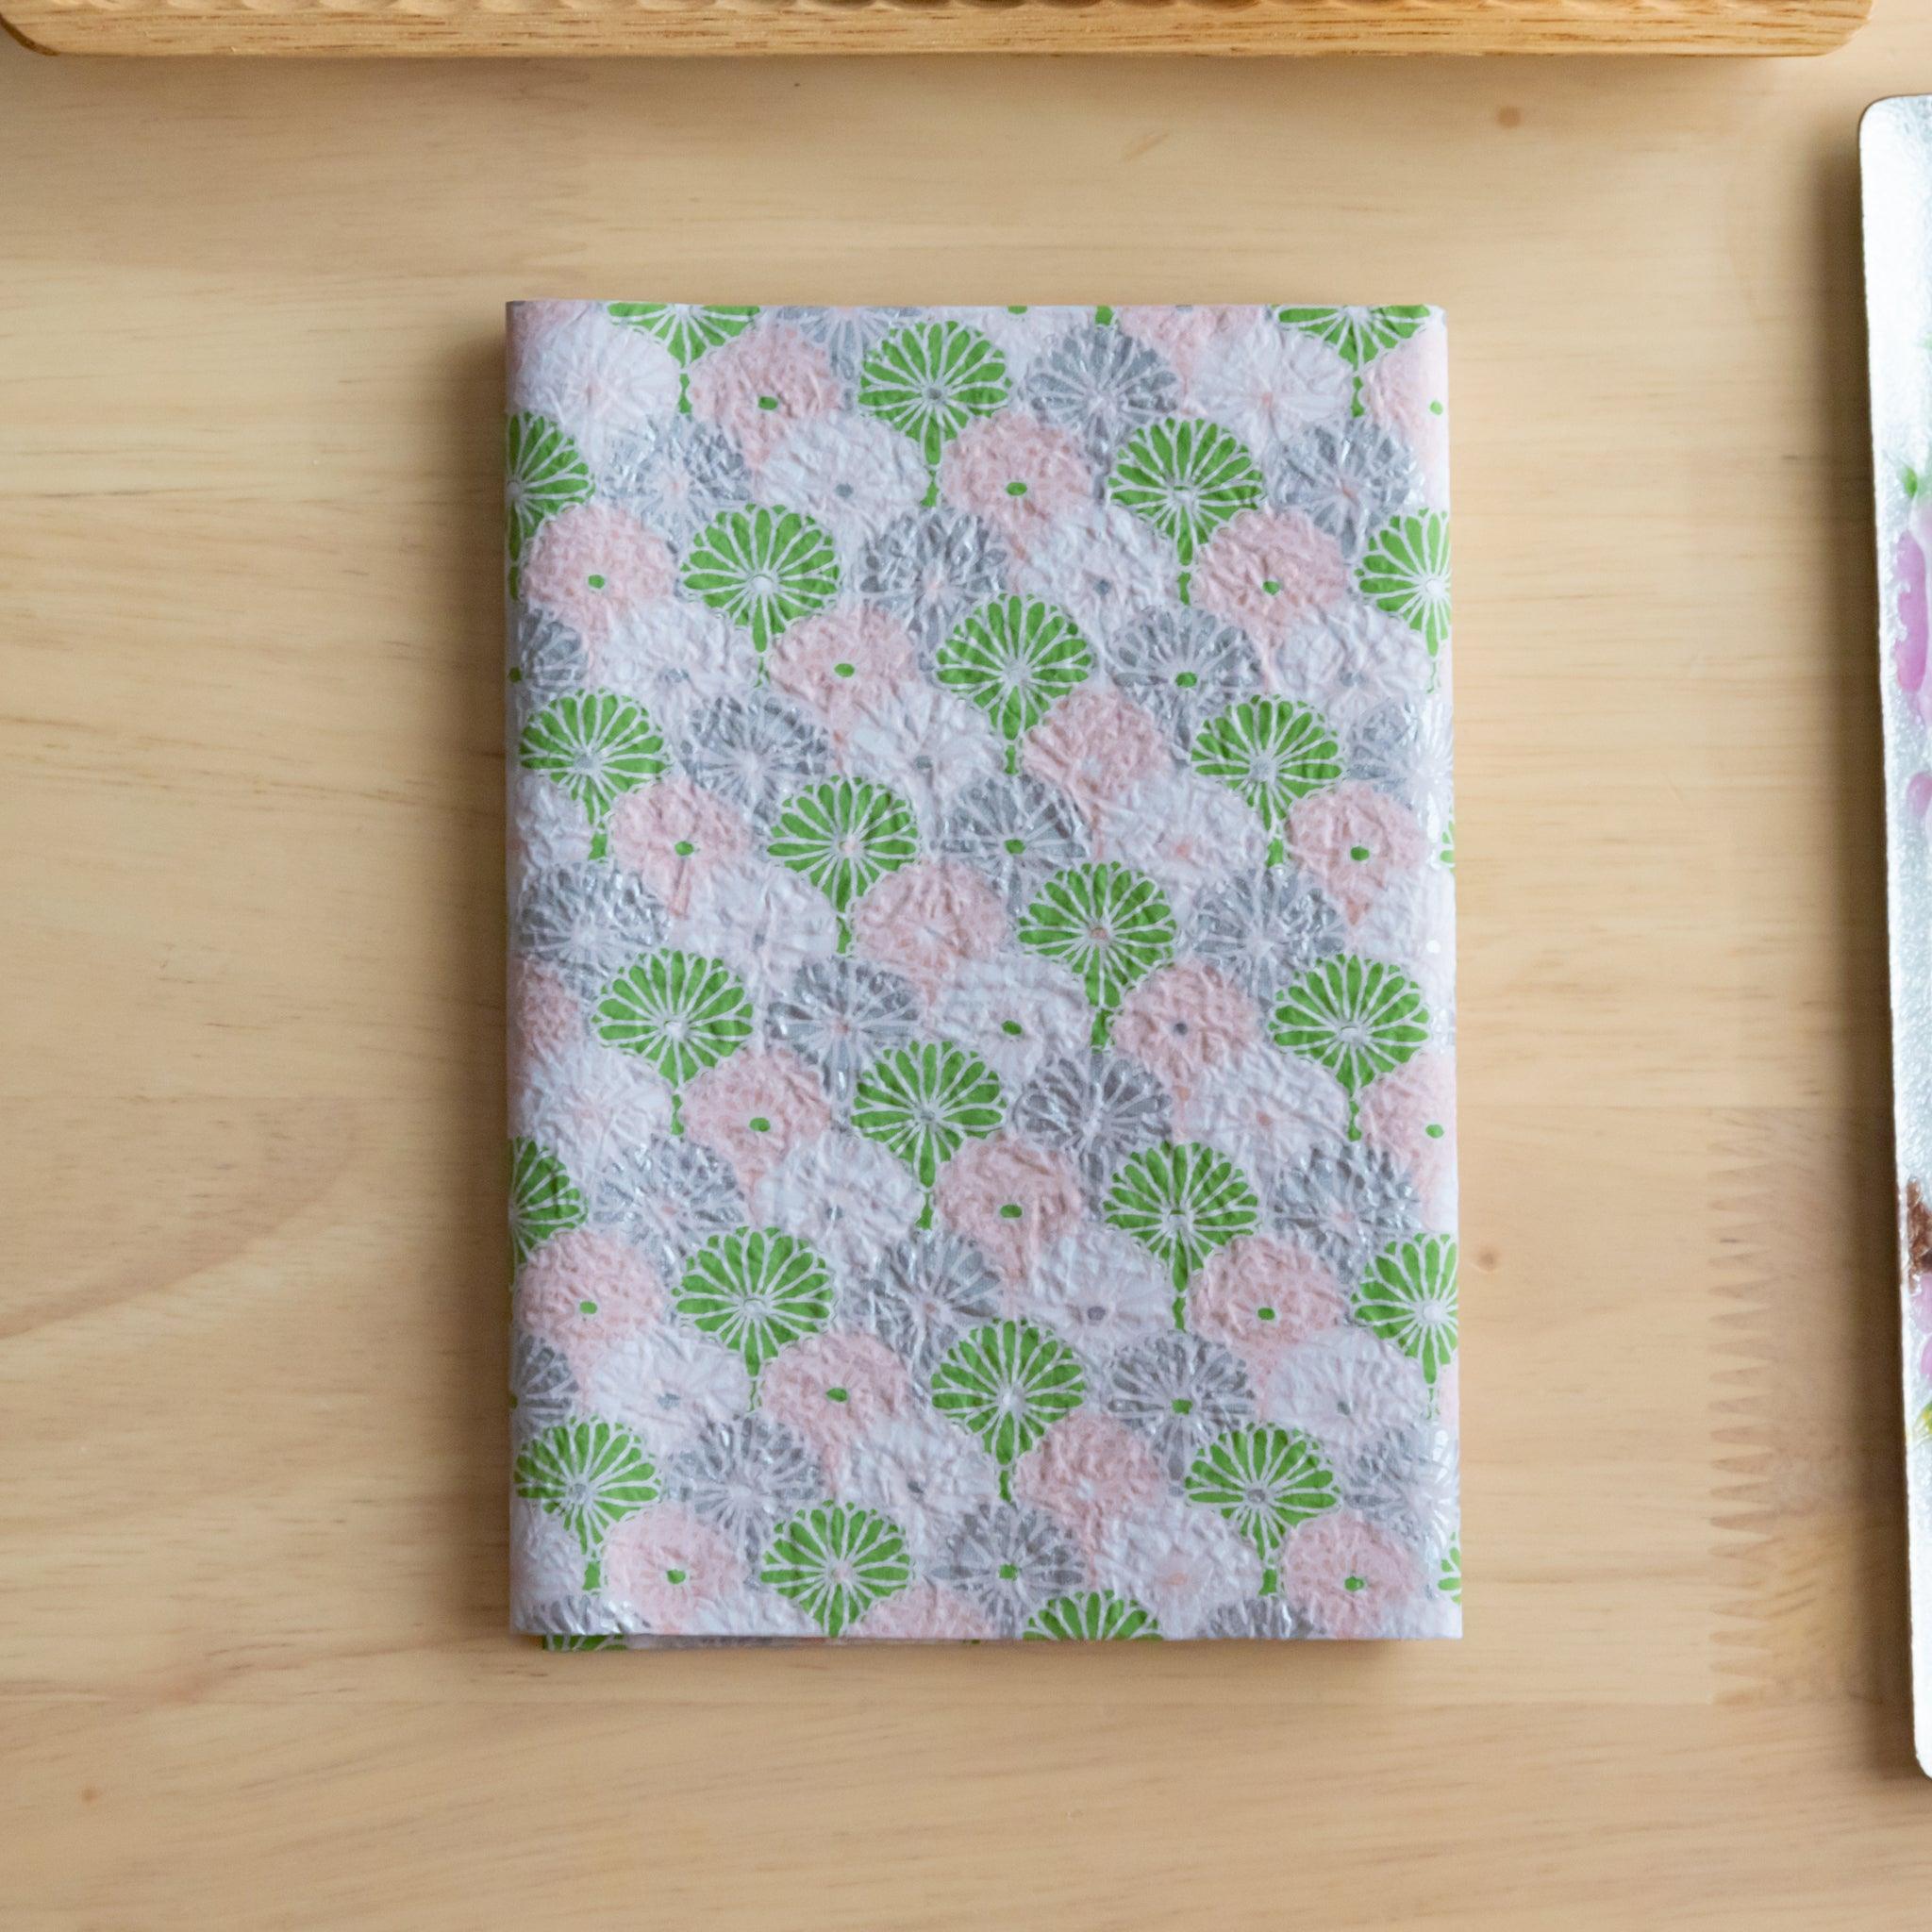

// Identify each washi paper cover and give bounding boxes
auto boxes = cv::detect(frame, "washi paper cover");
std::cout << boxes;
[502,302,1461,1647]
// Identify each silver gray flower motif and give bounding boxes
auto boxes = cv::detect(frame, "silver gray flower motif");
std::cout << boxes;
[845,1229,1002,1376]
[677,691,829,830]
[858,508,1010,652]
[1011,1052,1172,1200]
[668,1414,824,1563]
[1106,608,1261,747]
[514,861,668,998]
[598,414,752,546]
[1104,1332,1256,1481]
[767,957,920,1104]
[1270,419,1417,558]
[1200,1595,1312,1641]
[1188,867,1344,1001]
[509,1330,578,1440]
[1025,325,1181,465]
[509,606,590,724]
[928,1501,1085,1636]
[938,774,1089,911]
[1341,1421,1459,1555]
[1268,1138,1422,1287]
[777,305,918,383]
[589,1135,744,1279]
[1346,697,1456,837]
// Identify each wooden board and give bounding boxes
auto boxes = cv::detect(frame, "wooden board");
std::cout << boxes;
[0,0,1874,60]
[4,20,1932,1930]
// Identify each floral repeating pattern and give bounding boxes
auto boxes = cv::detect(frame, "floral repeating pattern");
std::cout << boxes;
[505,302,1459,1645]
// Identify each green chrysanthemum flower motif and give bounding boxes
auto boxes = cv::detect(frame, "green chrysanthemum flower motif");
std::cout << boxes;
[767,777,918,949]
[541,1632,623,1652]
[509,1136,585,1271]
[853,1042,1005,1206]
[505,410,592,573]
[1439,1539,1462,1604]
[595,951,754,1129]
[1104,1141,1260,1317]
[1276,304,1430,370]
[607,303,758,410]
[1017,862,1175,1049]
[1357,511,1451,658]
[931,1321,1085,1493]
[675,1225,834,1376]
[681,505,840,657]
[761,1503,913,1638]
[859,321,1008,482]
[1270,954,1428,1136]
[1355,1233,1458,1386]
[515,1418,658,1554]
[1185,1424,1337,1591]
[518,691,666,837]
[1108,415,1263,579]
[936,596,1092,774]
[1024,1591,1162,1641]
[1190,696,1341,860]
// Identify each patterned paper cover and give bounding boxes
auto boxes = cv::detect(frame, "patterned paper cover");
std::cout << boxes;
[502,302,1460,1647]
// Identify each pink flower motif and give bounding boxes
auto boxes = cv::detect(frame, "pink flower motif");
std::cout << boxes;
[768,603,917,741]
[1189,1236,1345,1375]
[1021,685,1170,840]
[757,1330,914,1476]
[1285,780,1427,924]
[600,1503,743,1635]
[1115,305,1225,380]
[510,960,581,1072]
[1110,960,1257,1104]
[689,323,841,470]
[850,860,1007,998]
[1909,772,1932,821]
[855,1582,994,1641]
[940,413,1091,558]
[680,1046,830,1193]
[1276,1509,1423,1640]
[1012,1412,1169,1562]
[1192,508,1348,653]
[1357,1050,1457,1224]
[934,1134,1084,1280]
[605,775,750,918]
[522,502,675,641]
[515,1227,664,1354]
[1362,324,1450,510]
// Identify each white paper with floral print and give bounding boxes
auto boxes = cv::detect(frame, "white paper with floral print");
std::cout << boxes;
[503,301,1460,1648]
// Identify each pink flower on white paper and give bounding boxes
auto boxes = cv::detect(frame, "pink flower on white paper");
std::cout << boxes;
[601,1503,744,1634]
[1011,1411,1169,1561]
[1111,960,1257,1104]
[1021,685,1169,839]
[1188,1235,1345,1374]
[511,307,681,468]
[1192,508,1348,653]
[855,1582,995,1641]
[1286,780,1428,924]
[1173,1044,1349,1182]
[689,323,841,470]
[850,860,1007,998]
[605,775,750,918]
[768,604,917,741]
[1357,1050,1457,1224]
[934,1134,1084,1280]
[522,502,675,641]
[1362,323,1450,510]
[1094,1496,1261,1638]
[1115,306,1224,380]
[516,1226,664,1354]
[1192,316,1353,452]
[510,960,582,1071]
[680,1046,830,1193]
[758,1330,915,1476]
[940,413,1091,558]
[1276,1509,1423,1639]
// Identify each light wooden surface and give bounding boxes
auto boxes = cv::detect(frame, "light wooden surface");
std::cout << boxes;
[2,24,1930,1930]
[0,0,1875,63]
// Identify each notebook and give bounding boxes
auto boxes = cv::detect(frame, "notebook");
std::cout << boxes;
[503,301,1460,1645]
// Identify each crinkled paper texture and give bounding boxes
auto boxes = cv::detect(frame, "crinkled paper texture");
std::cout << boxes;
[504,301,1460,1647]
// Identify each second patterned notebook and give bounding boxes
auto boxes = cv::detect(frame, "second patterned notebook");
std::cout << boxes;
[504,302,1460,1646]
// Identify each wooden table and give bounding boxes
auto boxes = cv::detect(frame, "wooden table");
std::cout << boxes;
[4,20,1930,1926]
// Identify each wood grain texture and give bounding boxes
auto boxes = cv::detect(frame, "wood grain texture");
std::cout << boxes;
[0,0,1875,60]
[3,24,1931,1929]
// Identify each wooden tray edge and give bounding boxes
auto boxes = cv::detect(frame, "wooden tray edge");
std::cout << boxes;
[0,0,1876,58]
